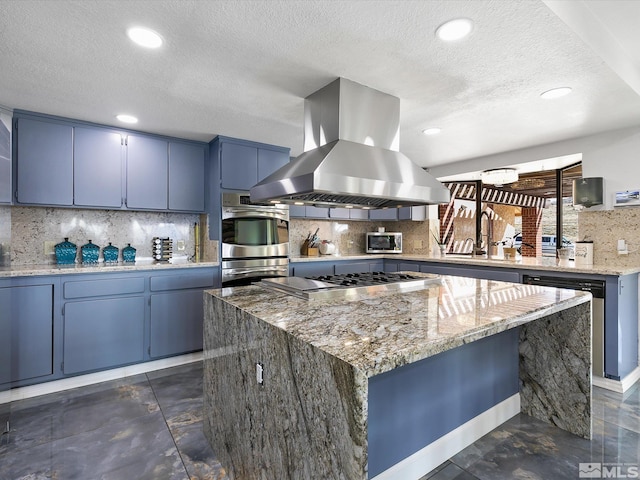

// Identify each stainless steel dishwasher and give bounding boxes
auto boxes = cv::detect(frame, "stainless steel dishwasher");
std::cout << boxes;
[522,275,606,377]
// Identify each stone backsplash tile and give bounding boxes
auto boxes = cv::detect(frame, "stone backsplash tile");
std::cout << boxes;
[289,218,437,256]
[578,208,640,268]
[0,205,10,266]
[11,206,201,265]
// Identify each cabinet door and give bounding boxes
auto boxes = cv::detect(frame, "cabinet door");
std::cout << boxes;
[169,142,205,212]
[291,262,335,277]
[126,134,168,210]
[0,117,10,204]
[335,262,371,275]
[369,209,398,220]
[384,262,399,272]
[398,262,420,272]
[16,117,73,205]
[257,148,288,182]
[289,205,306,217]
[305,206,329,218]
[74,127,123,208]
[398,207,412,221]
[329,208,351,220]
[220,142,258,190]
[63,296,145,374]
[349,209,369,220]
[150,290,204,358]
[0,284,53,385]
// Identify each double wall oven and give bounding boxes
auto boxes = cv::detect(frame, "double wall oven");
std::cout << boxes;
[221,193,289,286]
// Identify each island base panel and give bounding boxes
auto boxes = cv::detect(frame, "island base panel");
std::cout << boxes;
[203,295,368,480]
[519,301,592,439]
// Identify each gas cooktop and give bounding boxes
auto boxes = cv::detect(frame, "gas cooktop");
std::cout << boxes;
[259,271,441,301]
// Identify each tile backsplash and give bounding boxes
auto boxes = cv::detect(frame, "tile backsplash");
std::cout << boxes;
[0,205,10,266]
[10,206,204,265]
[289,218,437,257]
[10,204,640,269]
[578,208,640,268]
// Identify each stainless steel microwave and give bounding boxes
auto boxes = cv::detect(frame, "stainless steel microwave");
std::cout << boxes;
[366,232,402,254]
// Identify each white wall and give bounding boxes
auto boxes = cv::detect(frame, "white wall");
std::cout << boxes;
[428,125,640,210]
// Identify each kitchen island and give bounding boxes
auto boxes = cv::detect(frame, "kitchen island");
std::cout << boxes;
[203,275,591,479]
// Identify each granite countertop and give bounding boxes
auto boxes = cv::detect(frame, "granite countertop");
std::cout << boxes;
[207,275,590,377]
[0,260,220,278]
[290,252,640,276]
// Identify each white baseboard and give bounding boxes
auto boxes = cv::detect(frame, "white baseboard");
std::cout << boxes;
[0,352,203,405]
[371,394,521,480]
[592,366,640,393]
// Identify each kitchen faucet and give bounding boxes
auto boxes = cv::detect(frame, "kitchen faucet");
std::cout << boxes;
[478,210,493,259]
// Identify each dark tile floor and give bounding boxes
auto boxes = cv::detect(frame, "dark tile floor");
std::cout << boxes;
[1,362,639,480]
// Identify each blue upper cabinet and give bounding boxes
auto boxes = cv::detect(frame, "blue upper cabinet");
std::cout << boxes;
[369,208,399,221]
[13,111,207,213]
[221,142,258,190]
[329,207,369,220]
[369,206,424,221]
[74,127,123,208]
[169,141,206,212]
[15,117,73,206]
[0,112,11,204]
[125,134,168,210]
[257,147,289,183]
[217,136,290,191]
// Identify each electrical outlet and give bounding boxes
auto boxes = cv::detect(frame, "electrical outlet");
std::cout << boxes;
[176,240,185,251]
[414,239,424,249]
[44,241,56,255]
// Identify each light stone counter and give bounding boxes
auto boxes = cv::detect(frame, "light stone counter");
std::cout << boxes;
[290,252,640,276]
[203,275,592,479]
[0,260,219,278]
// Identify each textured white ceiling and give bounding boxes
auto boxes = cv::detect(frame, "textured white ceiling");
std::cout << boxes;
[1,0,639,168]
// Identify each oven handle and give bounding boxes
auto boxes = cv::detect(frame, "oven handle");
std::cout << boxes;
[222,266,289,285]
[222,208,289,221]
[223,266,289,277]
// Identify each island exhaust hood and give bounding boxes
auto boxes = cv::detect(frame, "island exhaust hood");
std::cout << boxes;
[250,78,450,208]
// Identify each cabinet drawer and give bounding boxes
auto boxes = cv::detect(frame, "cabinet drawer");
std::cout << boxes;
[150,270,214,291]
[64,277,145,299]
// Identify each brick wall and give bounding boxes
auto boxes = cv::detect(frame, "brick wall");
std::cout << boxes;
[521,207,542,257]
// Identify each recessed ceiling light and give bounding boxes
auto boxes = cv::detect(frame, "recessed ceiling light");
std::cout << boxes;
[422,127,442,136]
[127,26,163,49]
[540,87,572,99]
[436,18,473,42]
[116,114,138,124]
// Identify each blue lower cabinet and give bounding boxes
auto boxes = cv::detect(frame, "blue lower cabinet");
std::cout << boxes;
[63,296,145,374]
[0,284,54,386]
[334,261,383,274]
[418,263,520,283]
[290,262,335,277]
[398,263,420,272]
[150,290,204,358]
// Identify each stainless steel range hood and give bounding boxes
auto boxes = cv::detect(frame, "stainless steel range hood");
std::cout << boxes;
[250,78,450,208]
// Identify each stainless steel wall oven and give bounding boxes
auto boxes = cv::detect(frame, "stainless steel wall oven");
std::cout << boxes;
[221,192,289,286]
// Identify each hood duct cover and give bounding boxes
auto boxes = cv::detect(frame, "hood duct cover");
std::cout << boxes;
[250,78,450,208]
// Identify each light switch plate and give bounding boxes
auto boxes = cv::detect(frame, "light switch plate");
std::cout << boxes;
[176,240,185,251]
[44,241,56,255]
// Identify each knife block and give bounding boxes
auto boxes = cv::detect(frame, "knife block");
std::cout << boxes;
[300,240,319,257]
